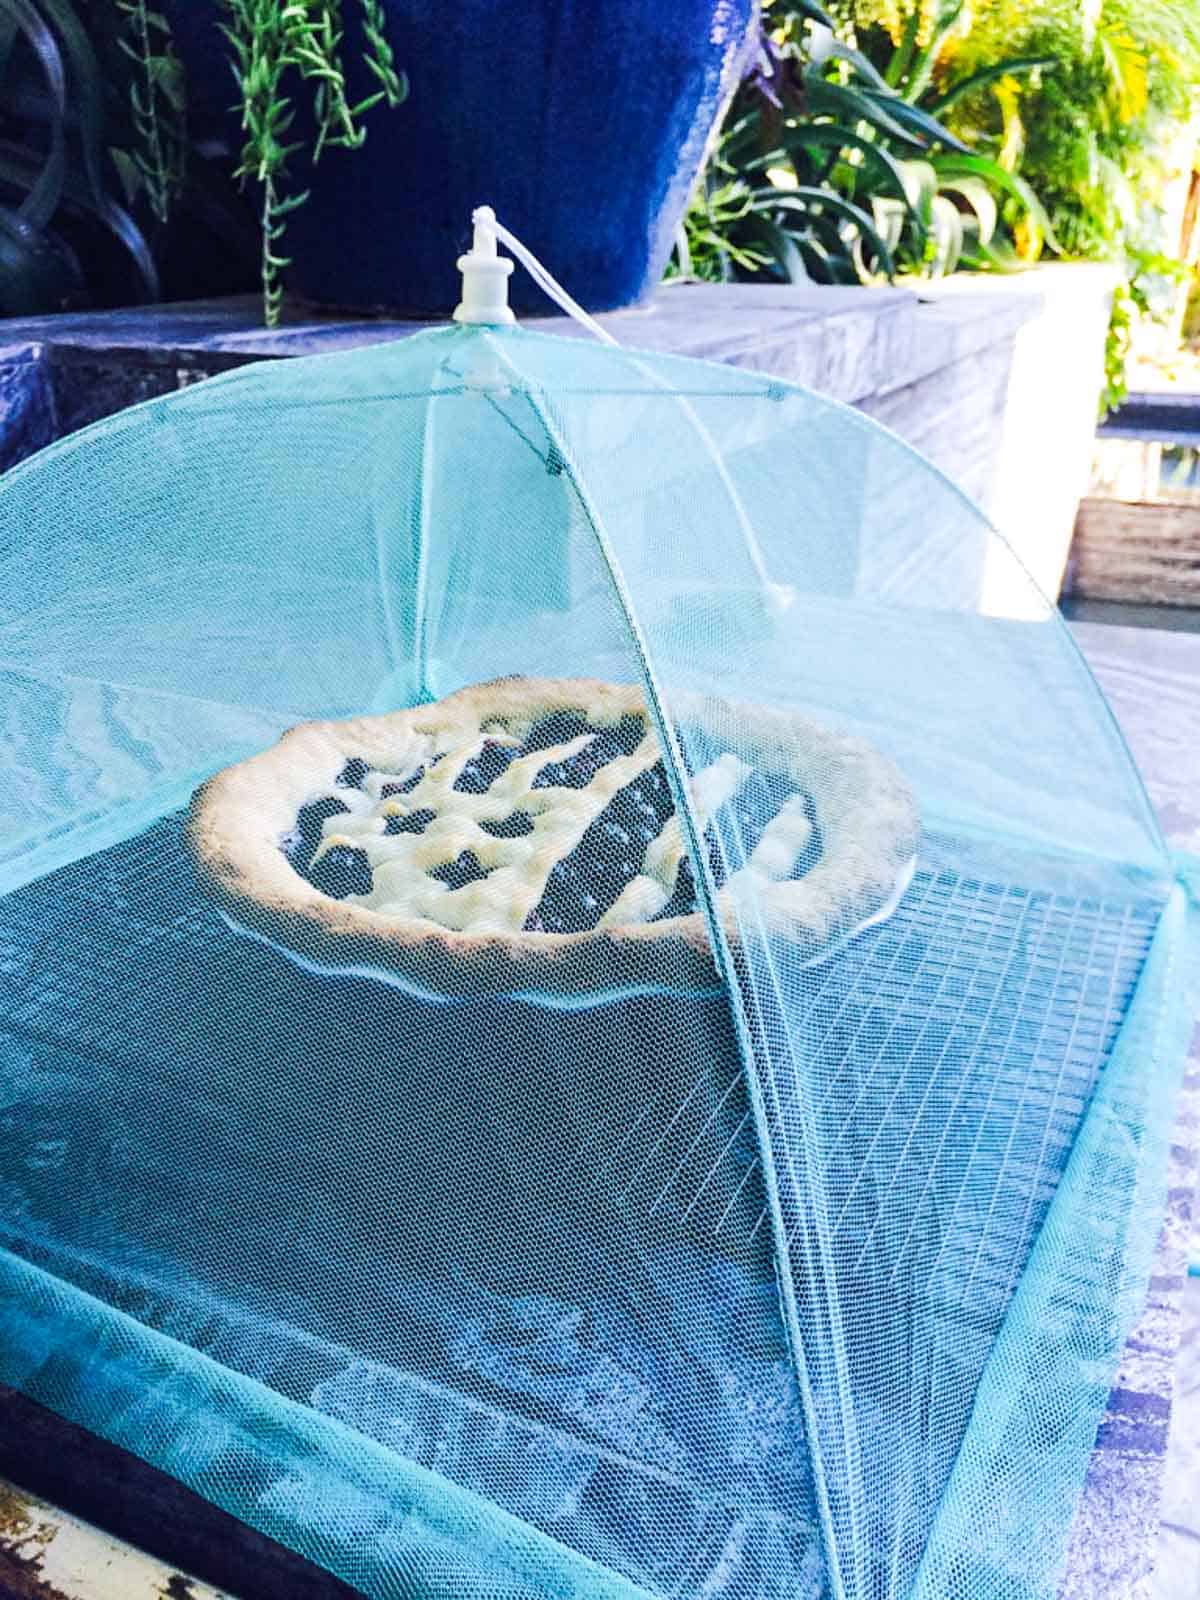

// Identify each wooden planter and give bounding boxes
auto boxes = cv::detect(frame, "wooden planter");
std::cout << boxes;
[1070,495,1200,606]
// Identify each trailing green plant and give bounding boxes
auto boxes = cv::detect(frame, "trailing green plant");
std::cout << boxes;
[1103,248,1192,414]
[0,2,407,322]
[674,0,1057,287]
[220,0,407,325]
[113,1,187,225]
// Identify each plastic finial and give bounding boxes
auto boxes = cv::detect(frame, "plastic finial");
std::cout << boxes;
[453,204,515,326]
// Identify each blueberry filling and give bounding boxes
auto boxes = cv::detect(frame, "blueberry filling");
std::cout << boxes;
[523,771,667,934]
[282,722,821,928]
[430,850,489,890]
[524,710,591,753]
[384,808,436,836]
[532,743,604,790]
[479,811,535,838]
[299,795,350,844]
[637,762,674,824]
[454,740,518,794]
[655,855,698,923]
[648,823,734,923]
[531,717,644,791]
[336,757,370,790]
[595,761,674,841]
[382,770,423,798]
[282,795,351,873]
[309,845,373,899]
[614,715,646,756]
[792,791,823,881]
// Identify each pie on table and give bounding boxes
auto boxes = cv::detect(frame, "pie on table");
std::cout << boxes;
[188,676,919,996]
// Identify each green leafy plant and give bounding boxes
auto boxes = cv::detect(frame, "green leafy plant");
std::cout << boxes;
[665,176,772,282]
[909,0,1200,261]
[113,1,187,225]
[681,0,1200,405]
[851,0,1200,407]
[1103,248,1192,413]
[676,0,1056,286]
[674,4,958,285]
[829,0,1060,268]
[221,0,407,324]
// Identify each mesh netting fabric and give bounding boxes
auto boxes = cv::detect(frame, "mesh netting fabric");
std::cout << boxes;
[0,322,1196,1600]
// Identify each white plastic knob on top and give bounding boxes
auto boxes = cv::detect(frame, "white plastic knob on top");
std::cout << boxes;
[453,206,516,326]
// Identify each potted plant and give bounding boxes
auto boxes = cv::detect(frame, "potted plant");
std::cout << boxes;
[170,0,759,317]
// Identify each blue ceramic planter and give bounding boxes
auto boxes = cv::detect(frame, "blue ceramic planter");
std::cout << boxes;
[171,1,757,314]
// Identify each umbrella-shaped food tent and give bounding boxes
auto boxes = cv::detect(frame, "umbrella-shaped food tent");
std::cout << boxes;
[0,223,1195,1600]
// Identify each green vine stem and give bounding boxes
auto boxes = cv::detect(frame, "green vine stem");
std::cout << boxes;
[116,0,186,224]
[222,0,407,326]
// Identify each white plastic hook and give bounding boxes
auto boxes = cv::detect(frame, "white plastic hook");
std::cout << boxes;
[453,206,516,326]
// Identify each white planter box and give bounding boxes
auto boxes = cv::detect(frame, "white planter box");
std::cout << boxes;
[912,264,1117,615]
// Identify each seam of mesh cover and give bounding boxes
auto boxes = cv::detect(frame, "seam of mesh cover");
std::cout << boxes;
[478,328,850,1600]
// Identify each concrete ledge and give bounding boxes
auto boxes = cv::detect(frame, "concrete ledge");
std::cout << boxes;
[0,285,1038,498]
[0,342,56,473]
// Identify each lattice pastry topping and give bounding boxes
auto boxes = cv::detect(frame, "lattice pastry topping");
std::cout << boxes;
[272,715,824,936]
[189,676,919,994]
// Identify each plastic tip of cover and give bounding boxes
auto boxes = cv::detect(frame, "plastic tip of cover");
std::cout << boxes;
[454,204,516,326]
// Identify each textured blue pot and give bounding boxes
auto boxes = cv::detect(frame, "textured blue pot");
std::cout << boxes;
[170,1,757,314]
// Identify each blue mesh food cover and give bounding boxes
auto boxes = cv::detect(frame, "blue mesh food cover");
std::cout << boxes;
[0,322,1196,1600]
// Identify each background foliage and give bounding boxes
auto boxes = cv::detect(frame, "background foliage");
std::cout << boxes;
[672,0,1056,288]
[2,0,1198,383]
[221,0,406,324]
[678,0,1200,408]
[0,0,405,323]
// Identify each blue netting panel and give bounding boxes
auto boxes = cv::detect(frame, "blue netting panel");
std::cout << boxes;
[0,322,1194,1600]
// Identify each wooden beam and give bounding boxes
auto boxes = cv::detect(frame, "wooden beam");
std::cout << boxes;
[1070,497,1200,605]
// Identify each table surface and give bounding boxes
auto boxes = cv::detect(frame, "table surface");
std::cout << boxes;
[1,617,1196,1600]
[1060,622,1200,1600]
